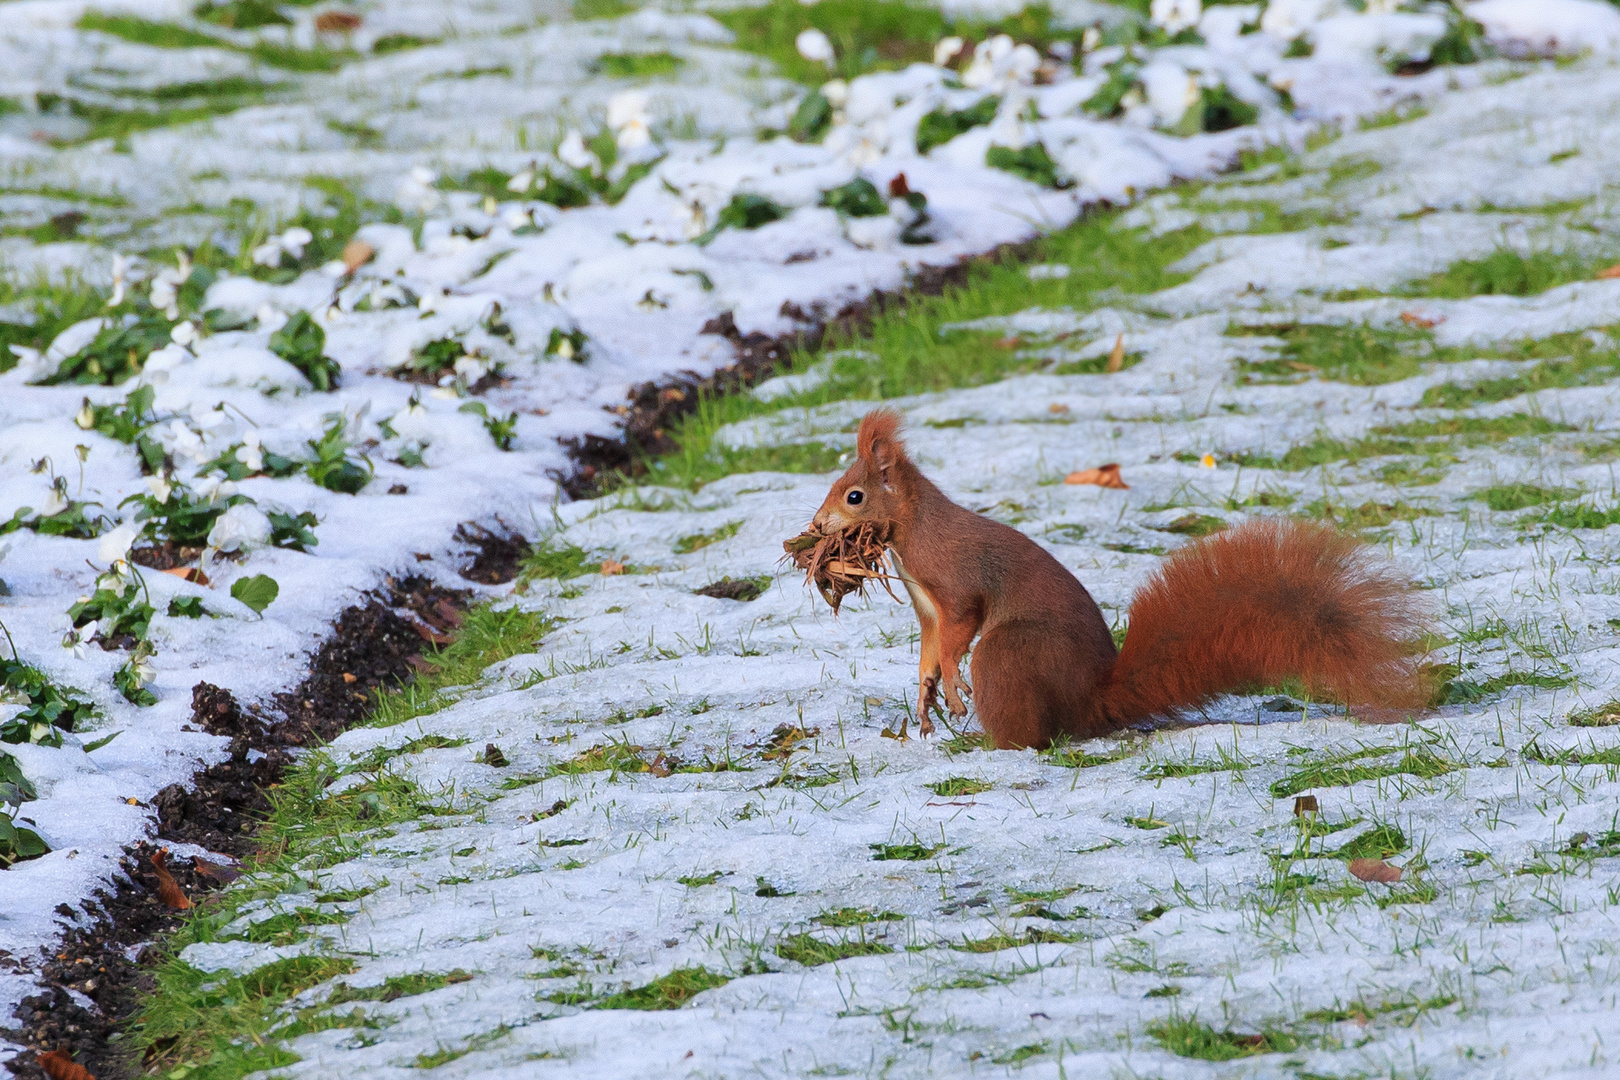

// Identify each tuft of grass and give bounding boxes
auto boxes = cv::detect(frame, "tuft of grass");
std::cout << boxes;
[519,539,606,582]
[369,606,557,728]
[327,970,472,1005]
[1145,1016,1301,1061]
[1152,513,1227,537]
[870,841,943,861]
[1299,498,1434,531]
[951,928,1082,953]
[77,12,350,71]
[1526,503,1620,531]
[1471,483,1575,512]
[674,521,742,553]
[677,870,725,887]
[1270,748,1455,798]
[591,967,729,1010]
[1329,824,1409,861]
[928,776,991,797]
[1403,248,1618,299]
[814,907,903,927]
[591,51,684,78]
[1569,702,1620,727]
[775,933,894,966]
[1229,321,1432,386]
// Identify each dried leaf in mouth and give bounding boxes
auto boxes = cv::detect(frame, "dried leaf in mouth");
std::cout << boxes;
[781,520,895,614]
[150,849,192,910]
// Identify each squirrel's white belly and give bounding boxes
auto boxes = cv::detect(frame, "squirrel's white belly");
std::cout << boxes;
[888,549,938,623]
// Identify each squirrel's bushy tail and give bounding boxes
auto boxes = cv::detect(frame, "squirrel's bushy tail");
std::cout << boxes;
[1097,518,1428,726]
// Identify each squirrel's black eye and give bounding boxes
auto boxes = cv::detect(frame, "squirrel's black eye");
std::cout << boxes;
[846,489,864,506]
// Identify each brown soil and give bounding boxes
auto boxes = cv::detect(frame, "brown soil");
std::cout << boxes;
[454,522,533,585]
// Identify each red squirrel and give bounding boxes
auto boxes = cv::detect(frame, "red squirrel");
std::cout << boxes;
[810,410,1428,749]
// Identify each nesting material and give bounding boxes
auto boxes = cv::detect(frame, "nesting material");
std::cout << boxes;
[783,521,896,614]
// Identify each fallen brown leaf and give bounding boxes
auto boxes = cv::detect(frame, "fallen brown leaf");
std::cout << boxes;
[1398,311,1438,329]
[1106,333,1125,373]
[1064,463,1129,489]
[887,172,911,198]
[1598,264,1620,280]
[341,672,357,684]
[1347,857,1402,883]
[1293,795,1318,816]
[340,239,375,273]
[314,11,362,32]
[993,335,1022,350]
[1048,402,1070,414]
[192,857,242,886]
[38,1049,95,1080]
[150,849,193,910]
[161,566,210,586]
[600,558,625,576]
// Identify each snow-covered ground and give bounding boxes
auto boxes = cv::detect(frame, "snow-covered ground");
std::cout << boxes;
[6,0,1620,1073]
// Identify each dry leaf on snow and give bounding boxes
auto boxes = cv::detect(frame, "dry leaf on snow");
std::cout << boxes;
[1106,333,1125,373]
[1064,463,1128,489]
[150,849,192,910]
[1347,857,1402,883]
[1293,795,1318,816]
[38,1049,95,1080]
[161,566,209,586]
[1398,311,1438,329]
[341,239,375,273]
[315,11,362,32]
[1596,264,1620,280]
[600,558,625,576]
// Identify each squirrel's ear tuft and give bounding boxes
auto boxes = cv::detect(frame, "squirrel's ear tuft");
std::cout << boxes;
[857,409,904,467]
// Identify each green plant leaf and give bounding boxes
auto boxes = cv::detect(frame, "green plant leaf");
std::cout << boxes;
[231,574,280,614]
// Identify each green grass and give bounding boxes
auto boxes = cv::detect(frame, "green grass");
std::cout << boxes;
[77,12,351,71]
[673,520,741,553]
[928,776,991,796]
[1523,503,1620,531]
[870,841,943,861]
[775,933,894,966]
[1229,321,1433,385]
[614,209,1210,492]
[1569,702,1620,727]
[591,51,684,78]
[1270,748,1455,798]
[591,967,730,1010]
[1146,1016,1301,1061]
[1240,414,1575,472]
[1403,248,1618,299]
[369,606,558,728]
[814,907,903,927]
[1299,498,1434,531]
[1328,824,1409,861]
[1471,483,1576,512]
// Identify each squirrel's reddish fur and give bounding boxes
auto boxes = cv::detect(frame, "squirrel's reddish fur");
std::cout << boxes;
[811,410,1428,748]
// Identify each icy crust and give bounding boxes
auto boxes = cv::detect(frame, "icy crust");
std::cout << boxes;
[93,57,1620,1079]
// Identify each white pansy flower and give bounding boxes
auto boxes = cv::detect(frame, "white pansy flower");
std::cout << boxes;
[108,254,129,307]
[194,475,238,503]
[97,522,139,565]
[821,79,849,108]
[131,649,157,689]
[62,629,87,660]
[170,321,197,347]
[256,304,288,334]
[251,240,284,267]
[279,226,313,259]
[608,90,653,151]
[556,129,596,172]
[206,503,271,552]
[147,474,172,503]
[934,36,965,66]
[237,430,264,472]
[1152,0,1202,36]
[507,168,535,193]
[1140,59,1201,127]
[76,401,96,429]
[39,487,70,517]
[795,27,835,66]
[454,354,492,384]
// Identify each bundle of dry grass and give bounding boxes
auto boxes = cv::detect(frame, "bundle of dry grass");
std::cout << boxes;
[782,520,895,613]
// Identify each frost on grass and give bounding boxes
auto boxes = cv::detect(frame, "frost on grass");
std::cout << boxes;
[111,43,1620,1078]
